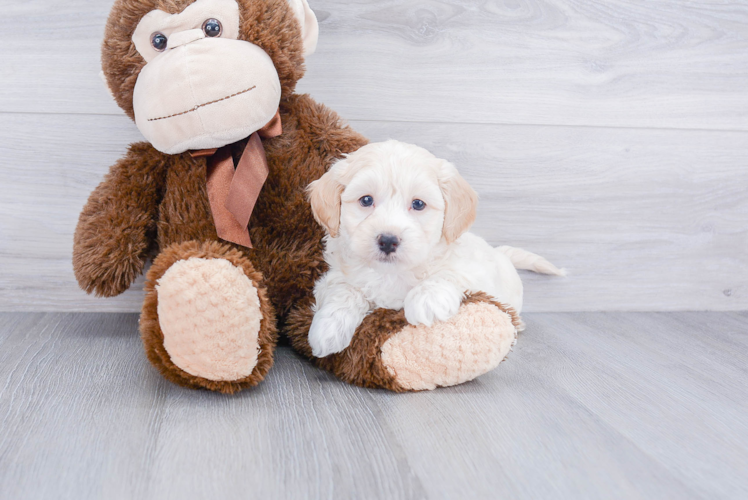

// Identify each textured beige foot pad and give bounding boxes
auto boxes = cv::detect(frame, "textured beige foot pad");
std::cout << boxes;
[380,302,517,391]
[156,257,262,381]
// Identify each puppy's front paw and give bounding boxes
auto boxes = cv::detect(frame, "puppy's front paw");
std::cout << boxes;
[308,307,361,358]
[404,280,463,327]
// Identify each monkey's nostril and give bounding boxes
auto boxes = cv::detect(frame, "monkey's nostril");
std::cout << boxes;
[377,234,400,255]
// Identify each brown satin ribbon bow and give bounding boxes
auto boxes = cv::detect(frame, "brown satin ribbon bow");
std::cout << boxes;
[190,109,282,248]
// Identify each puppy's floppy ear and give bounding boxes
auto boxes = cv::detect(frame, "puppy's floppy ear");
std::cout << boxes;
[440,162,478,243]
[307,159,346,237]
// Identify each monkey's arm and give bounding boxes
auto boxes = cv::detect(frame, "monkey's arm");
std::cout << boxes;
[73,143,169,297]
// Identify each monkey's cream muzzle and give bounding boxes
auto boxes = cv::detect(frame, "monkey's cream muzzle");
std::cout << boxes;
[123,0,319,248]
[133,37,281,154]
[130,0,282,154]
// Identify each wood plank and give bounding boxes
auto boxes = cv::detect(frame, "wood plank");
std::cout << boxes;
[0,113,148,312]
[2,0,748,130]
[0,313,163,499]
[0,313,424,499]
[302,0,748,130]
[2,312,747,498]
[367,120,748,312]
[524,312,748,499]
[366,311,748,499]
[1,113,746,312]
[139,353,427,500]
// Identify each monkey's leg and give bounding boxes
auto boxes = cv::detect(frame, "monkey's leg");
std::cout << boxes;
[141,241,277,393]
[286,292,520,392]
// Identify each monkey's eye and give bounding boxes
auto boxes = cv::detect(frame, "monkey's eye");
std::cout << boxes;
[151,33,167,51]
[202,19,222,37]
[359,195,374,207]
[411,199,426,211]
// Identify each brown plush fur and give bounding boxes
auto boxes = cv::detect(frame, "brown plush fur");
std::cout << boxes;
[73,143,170,297]
[141,240,277,393]
[75,0,367,391]
[286,292,522,392]
[77,0,516,393]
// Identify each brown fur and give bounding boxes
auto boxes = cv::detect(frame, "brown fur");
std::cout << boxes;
[141,240,277,393]
[73,143,170,297]
[76,0,368,391]
[286,292,522,392]
[77,0,513,393]
[441,173,479,244]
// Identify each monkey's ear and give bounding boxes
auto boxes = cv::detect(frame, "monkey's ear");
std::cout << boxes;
[288,0,319,56]
[307,159,346,237]
[439,162,478,243]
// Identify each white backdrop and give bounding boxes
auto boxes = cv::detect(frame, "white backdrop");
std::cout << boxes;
[1,0,746,312]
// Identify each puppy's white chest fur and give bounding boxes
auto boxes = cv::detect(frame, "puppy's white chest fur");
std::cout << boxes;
[318,232,524,315]
[344,266,418,310]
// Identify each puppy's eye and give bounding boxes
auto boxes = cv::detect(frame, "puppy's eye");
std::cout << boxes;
[411,199,426,211]
[151,33,167,51]
[202,19,222,37]
[359,195,374,207]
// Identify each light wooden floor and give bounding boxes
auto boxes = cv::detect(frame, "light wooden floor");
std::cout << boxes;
[1,312,746,500]
[1,2,747,498]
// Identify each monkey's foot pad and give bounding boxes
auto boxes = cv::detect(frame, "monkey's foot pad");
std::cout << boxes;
[380,301,517,391]
[156,257,262,381]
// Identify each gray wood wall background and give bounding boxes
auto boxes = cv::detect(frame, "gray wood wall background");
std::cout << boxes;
[1,0,747,313]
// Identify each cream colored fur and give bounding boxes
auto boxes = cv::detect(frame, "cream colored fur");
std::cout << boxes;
[307,140,563,358]
[380,302,517,390]
[129,0,319,154]
[131,0,280,154]
[156,257,262,381]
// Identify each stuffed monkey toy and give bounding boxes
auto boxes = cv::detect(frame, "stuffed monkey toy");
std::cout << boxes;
[74,0,520,393]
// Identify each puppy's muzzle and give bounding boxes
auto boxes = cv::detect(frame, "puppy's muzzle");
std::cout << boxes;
[377,233,400,255]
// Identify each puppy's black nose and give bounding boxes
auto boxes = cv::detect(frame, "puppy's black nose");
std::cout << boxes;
[377,233,400,255]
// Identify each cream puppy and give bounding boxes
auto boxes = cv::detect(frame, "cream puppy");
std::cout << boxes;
[307,140,563,357]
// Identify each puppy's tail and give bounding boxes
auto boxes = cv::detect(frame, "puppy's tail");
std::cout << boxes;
[496,246,566,276]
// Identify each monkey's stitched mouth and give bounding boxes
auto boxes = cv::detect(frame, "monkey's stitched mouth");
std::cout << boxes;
[147,86,256,122]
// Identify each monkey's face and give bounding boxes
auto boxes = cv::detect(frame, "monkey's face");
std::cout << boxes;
[104,0,318,155]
